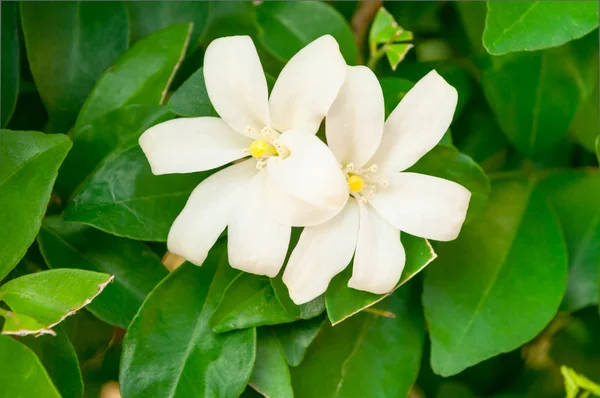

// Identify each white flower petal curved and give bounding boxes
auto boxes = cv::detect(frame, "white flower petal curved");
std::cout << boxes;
[139,117,253,175]
[283,199,359,304]
[269,35,347,135]
[349,203,405,294]
[370,70,458,172]
[204,36,270,137]
[326,65,385,167]
[266,129,348,226]
[228,171,291,277]
[167,160,257,266]
[369,172,471,241]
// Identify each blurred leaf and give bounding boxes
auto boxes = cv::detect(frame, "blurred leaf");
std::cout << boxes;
[292,284,424,397]
[0,269,112,336]
[120,245,256,398]
[385,1,442,34]
[20,2,129,133]
[256,1,358,65]
[1,2,19,127]
[454,2,487,54]
[63,145,209,241]
[0,130,71,280]
[62,310,114,364]
[168,67,218,118]
[37,216,168,328]
[200,1,258,46]
[597,136,600,164]
[570,85,599,154]
[0,335,61,397]
[483,2,599,55]
[249,329,293,398]
[74,23,192,130]
[326,234,435,325]
[271,316,325,367]
[127,1,209,48]
[380,77,414,117]
[22,326,84,398]
[424,178,568,376]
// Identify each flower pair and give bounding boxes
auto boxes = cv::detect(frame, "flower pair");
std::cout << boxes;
[140,35,471,305]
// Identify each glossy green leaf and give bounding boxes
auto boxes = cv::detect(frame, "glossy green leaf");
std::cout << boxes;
[408,144,491,222]
[1,2,19,127]
[483,2,599,55]
[256,1,358,64]
[292,284,425,397]
[74,23,192,130]
[0,269,112,336]
[0,335,61,398]
[56,105,173,200]
[249,329,293,398]
[271,275,326,320]
[482,33,598,156]
[423,178,568,376]
[539,171,600,312]
[22,326,83,398]
[127,1,209,48]
[37,216,168,328]
[20,2,128,133]
[325,234,436,325]
[168,67,218,118]
[271,316,325,367]
[0,130,71,280]
[120,244,256,398]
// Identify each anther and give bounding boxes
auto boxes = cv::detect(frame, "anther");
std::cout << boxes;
[369,164,379,173]
[347,175,365,193]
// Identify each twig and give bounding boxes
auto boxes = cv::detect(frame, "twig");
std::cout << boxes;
[351,0,383,64]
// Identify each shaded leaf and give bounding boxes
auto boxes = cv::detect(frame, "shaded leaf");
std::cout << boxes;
[249,329,293,398]
[1,2,19,127]
[168,67,218,118]
[271,316,325,367]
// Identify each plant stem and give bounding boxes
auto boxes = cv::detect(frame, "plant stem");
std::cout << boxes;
[351,0,383,64]
[367,44,388,70]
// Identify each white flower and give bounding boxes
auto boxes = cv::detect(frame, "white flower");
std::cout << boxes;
[139,35,349,277]
[283,67,471,304]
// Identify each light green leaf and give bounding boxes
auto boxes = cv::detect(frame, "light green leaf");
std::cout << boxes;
[0,269,113,336]
[0,335,61,398]
[385,43,414,71]
[424,178,568,376]
[325,234,436,325]
[483,2,599,55]
[256,1,357,64]
[249,329,293,398]
[74,23,192,130]
[292,284,424,397]
[168,67,218,118]
[0,130,71,280]
[562,366,600,398]
[1,2,19,128]
[37,216,168,328]
[20,2,129,133]
[570,85,600,154]
[271,316,325,367]
[369,7,413,49]
[120,244,256,398]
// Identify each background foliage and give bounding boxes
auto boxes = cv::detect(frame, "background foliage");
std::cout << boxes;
[1,1,599,397]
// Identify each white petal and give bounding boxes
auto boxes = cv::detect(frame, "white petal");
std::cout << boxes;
[349,202,405,294]
[139,117,253,175]
[326,66,384,167]
[369,172,471,241]
[269,35,347,134]
[266,129,348,226]
[370,70,458,172]
[228,171,291,277]
[204,36,270,137]
[283,200,359,304]
[167,160,257,266]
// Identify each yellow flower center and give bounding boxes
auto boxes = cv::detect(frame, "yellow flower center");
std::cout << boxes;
[249,140,278,158]
[347,175,365,193]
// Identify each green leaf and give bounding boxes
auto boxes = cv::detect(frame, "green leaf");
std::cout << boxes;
[249,328,293,398]
[20,2,129,133]
[168,67,218,118]
[385,43,414,71]
[21,326,83,398]
[270,274,325,320]
[369,7,413,49]
[0,130,71,280]
[562,366,600,398]
[539,172,600,312]
[380,77,415,117]
[570,85,600,154]
[455,2,487,54]
[1,2,19,128]
[56,104,173,200]
[63,145,209,241]
[423,178,568,376]
[271,316,325,367]
[37,216,168,328]
[483,2,599,55]
[408,144,491,223]
[127,1,209,48]
[0,335,61,398]
[256,1,358,64]
[325,234,436,325]
[292,284,425,397]
[120,244,256,398]
[596,136,600,164]
[74,23,192,130]
[0,269,112,336]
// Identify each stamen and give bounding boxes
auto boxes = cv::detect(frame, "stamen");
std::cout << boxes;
[347,175,365,193]
[249,140,277,158]
[369,164,379,173]
[256,160,267,170]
